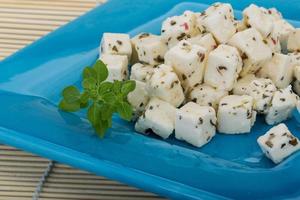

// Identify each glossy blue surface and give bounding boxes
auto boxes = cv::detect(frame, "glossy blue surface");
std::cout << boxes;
[1,0,300,199]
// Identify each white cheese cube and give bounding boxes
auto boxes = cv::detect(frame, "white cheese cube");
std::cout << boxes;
[146,64,184,107]
[164,40,207,92]
[135,98,175,139]
[266,8,282,21]
[161,11,198,48]
[175,102,216,147]
[265,86,297,125]
[130,63,153,82]
[100,54,128,82]
[243,4,274,38]
[288,29,300,52]
[100,33,132,59]
[187,33,217,52]
[189,84,228,110]
[273,19,295,51]
[234,20,247,32]
[127,80,149,116]
[294,65,300,81]
[232,74,258,95]
[258,53,293,89]
[228,28,272,76]
[217,95,256,134]
[204,44,242,91]
[257,123,300,164]
[246,78,277,114]
[134,33,168,65]
[293,80,300,96]
[197,3,236,43]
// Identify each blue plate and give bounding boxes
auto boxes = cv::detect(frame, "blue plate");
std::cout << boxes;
[1,0,300,199]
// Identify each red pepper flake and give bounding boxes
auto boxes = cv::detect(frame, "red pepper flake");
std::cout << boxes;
[180,22,189,31]
[271,37,277,45]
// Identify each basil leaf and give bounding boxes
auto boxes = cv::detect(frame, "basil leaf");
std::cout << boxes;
[82,67,97,80]
[94,60,108,83]
[82,77,97,90]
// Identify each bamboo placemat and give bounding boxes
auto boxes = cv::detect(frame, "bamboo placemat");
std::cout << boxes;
[0,1,164,199]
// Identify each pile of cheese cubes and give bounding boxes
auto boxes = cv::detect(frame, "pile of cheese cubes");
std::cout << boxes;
[99,3,300,164]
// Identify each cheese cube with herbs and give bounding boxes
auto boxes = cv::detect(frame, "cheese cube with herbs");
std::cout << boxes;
[258,53,293,89]
[197,3,236,44]
[189,84,228,110]
[273,19,295,51]
[243,4,274,38]
[257,123,300,164]
[294,65,300,81]
[175,102,216,147]
[130,63,153,82]
[246,79,277,114]
[287,29,300,52]
[127,80,149,116]
[134,33,167,65]
[164,40,207,92]
[228,28,272,76]
[146,64,184,107]
[161,11,198,48]
[187,33,217,52]
[217,95,256,134]
[135,98,175,139]
[100,33,132,59]
[265,86,297,125]
[232,74,258,95]
[204,44,242,91]
[100,54,128,82]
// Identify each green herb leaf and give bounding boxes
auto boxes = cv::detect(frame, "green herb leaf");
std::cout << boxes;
[94,60,108,83]
[117,101,133,121]
[121,80,136,96]
[62,86,80,103]
[59,99,80,112]
[59,60,136,138]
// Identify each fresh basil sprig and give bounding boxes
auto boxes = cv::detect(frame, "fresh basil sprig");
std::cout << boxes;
[59,60,136,137]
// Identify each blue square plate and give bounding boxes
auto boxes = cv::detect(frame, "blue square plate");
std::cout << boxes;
[1,1,300,199]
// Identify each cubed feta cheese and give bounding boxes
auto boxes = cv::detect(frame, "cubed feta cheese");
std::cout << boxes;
[164,40,207,92]
[246,78,277,114]
[197,3,236,43]
[146,64,184,107]
[265,86,297,125]
[135,98,175,139]
[232,74,258,95]
[217,95,256,134]
[273,19,295,52]
[243,4,274,38]
[100,54,128,82]
[175,102,216,147]
[228,28,272,76]
[287,29,300,52]
[189,84,228,110]
[258,53,293,89]
[187,33,217,52]
[100,33,132,59]
[257,123,300,164]
[130,63,153,82]
[204,44,242,91]
[127,80,149,117]
[161,11,198,48]
[294,65,300,81]
[134,33,168,65]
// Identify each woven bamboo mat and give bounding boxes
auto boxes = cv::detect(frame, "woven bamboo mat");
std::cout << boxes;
[0,1,164,199]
